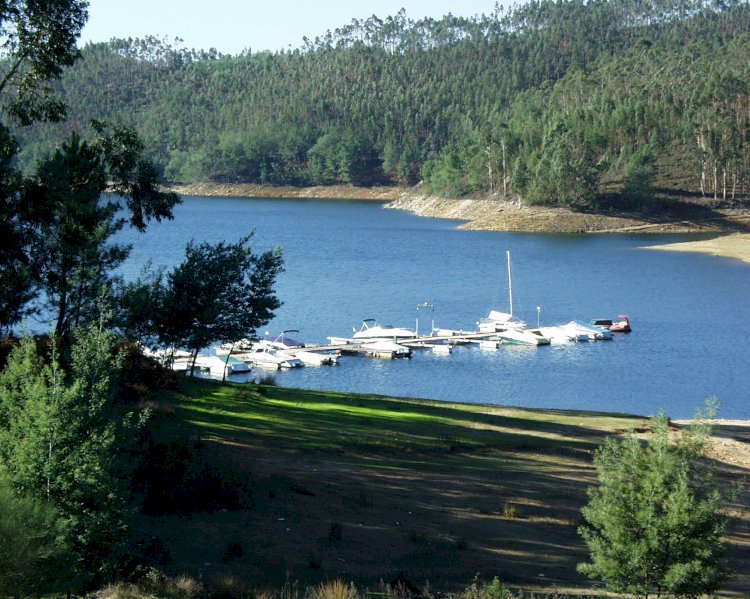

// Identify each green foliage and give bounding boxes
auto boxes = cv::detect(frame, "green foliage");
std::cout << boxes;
[0,124,35,332]
[0,472,71,597]
[1,124,180,337]
[622,144,657,211]
[0,0,88,124]
[0,322,139,589]
[26,133,129,337]
[577,405,734,598]
[135,234,283,371]
[12,0,750,208]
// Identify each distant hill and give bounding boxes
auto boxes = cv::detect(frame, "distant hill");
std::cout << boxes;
[12,0,750,212]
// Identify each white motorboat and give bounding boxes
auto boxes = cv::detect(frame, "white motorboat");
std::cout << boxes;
[237,346,304,369]
[352,319,417,340]
[561,320,614,341]
[478,310,527,333]
[360,339,412,358]
[194,354,251,376]
[215,338,254,355]
[291,349,339,366]
[260,330,339,366]
[536,325,588,344]
[498,328,550,346]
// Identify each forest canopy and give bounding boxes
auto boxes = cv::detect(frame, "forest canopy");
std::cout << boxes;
[12,0,750,211]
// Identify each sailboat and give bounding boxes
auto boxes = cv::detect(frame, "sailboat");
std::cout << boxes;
[478,251,550,346]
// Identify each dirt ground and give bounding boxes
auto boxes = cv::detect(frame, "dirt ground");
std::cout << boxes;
[151,421,750,598]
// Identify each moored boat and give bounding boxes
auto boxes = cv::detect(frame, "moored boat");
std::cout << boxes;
[352,319,417,340]
[498,328,550,346]
[563,320,614,340]
[360,339,412,359]
[194,354,251,376]
[536,325,588,344]
[591,315,631,333]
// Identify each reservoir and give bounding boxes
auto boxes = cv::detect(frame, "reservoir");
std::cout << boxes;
[117,196,750,419]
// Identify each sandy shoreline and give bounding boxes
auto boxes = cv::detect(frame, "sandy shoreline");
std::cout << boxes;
[642,233,750,264]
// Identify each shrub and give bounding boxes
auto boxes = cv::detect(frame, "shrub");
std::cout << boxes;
[306,580,358,599]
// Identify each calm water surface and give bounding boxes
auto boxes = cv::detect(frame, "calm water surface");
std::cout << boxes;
[117,196,750,419]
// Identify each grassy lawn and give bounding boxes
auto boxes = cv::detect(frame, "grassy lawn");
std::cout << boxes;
[131,378,748,598]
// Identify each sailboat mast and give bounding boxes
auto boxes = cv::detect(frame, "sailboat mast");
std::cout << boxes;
[507,250,513,317]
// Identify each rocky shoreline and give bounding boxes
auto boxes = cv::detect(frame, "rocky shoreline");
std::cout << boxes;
[166,182,403,201]
[166,182,750,261]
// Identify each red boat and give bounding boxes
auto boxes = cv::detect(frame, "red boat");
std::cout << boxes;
[591,315,631,333]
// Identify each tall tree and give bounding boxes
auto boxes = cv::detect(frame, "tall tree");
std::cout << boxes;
[142,235,283,373]
[0,0,88,124]
[0,0,90,333]
[20,125,180,338]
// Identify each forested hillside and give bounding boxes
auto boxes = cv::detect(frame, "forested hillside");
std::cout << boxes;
[12,0,750,211]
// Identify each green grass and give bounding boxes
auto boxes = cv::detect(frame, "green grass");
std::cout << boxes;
[164,377,646,475]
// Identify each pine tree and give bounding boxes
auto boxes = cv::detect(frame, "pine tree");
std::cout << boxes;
[578,406,734,598]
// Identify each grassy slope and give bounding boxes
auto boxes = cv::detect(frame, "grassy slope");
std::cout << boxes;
[135,378,747,597]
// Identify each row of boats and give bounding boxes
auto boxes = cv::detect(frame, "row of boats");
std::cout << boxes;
[161,311,631,378]
[340,312,630,348]
[159,250,631,377]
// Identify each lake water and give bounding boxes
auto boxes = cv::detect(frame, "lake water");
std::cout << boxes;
[117,196,750,420]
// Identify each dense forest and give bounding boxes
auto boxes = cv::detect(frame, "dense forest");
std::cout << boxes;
[12,0,750,211]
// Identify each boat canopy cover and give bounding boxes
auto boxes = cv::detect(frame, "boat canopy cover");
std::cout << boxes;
[275,335,304,348]
[486,310,515,322]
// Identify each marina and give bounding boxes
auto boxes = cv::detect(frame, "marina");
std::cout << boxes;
[166,314,624,377]
[117,196,750,419]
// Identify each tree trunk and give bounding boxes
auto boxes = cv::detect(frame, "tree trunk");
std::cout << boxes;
[485,145,494,192]
[189,348,199,377]
[222,342,235,383]
[713,164,718,200]
[501,137,507,196]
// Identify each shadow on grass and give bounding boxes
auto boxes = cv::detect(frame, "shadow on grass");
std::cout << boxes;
[139,378,749,597]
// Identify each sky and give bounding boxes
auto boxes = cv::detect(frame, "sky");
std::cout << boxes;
[78,0,502,56]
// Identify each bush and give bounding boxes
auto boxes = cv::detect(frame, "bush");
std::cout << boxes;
[0,476,71,597]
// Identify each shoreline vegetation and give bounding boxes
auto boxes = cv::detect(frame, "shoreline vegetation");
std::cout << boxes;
[166,182,750,263]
